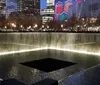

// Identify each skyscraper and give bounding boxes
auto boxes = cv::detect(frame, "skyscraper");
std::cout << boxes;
[40,0,55,23]
[54,0,100,21]
[69,0,100,18]
[0,0,6,20]
[6,0,18,18]
[19,0,40,16]
[5,0,40,18]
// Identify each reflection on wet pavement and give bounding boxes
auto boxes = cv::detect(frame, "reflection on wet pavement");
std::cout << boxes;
[64,65,100,85]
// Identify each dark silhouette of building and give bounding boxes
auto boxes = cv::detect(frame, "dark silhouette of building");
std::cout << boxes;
[0,0,6,20]
[18,0,40,16]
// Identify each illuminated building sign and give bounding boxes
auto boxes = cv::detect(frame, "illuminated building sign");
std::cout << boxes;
[76,0,83,4]
[6,0,18,18]
[55,0,83,21]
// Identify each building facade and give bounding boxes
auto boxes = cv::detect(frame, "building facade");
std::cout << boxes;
[4,0,40,19]
[55,0,100,21]
[6,0,18,18]
[18,0,40,16]
[40,0,55,23]
[70,0,100,18]
[0,0,6,20]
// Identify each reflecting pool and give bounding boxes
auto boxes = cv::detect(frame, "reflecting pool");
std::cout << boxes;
[0,33,100,85]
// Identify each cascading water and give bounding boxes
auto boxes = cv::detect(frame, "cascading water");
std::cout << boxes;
[0,33,100,55]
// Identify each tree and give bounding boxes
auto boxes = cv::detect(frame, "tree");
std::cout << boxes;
[7,12,34,29]
[95,14,100,26]
[67,13,79,31]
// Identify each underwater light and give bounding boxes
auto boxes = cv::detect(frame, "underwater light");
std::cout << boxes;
[0,46,100,56]
[0,47,48,56]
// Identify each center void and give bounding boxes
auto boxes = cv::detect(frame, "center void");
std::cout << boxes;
[20,58,76,72]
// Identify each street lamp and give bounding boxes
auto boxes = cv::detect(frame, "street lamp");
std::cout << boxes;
[42,25,44,28]
[11,23,16,28]
[61,24,63,28]
[20,25,23,28]
[34,24,38,28]
[47,25,49,29]
[4,26,7,29]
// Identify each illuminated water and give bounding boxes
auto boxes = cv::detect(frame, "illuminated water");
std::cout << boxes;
[0,33,100,85]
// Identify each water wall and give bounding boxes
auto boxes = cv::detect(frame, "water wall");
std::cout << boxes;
[0,33,100,53]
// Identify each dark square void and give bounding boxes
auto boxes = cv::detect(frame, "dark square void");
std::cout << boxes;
[32,78,58,85]
[20,58,76,72]
[1,79,26,85]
